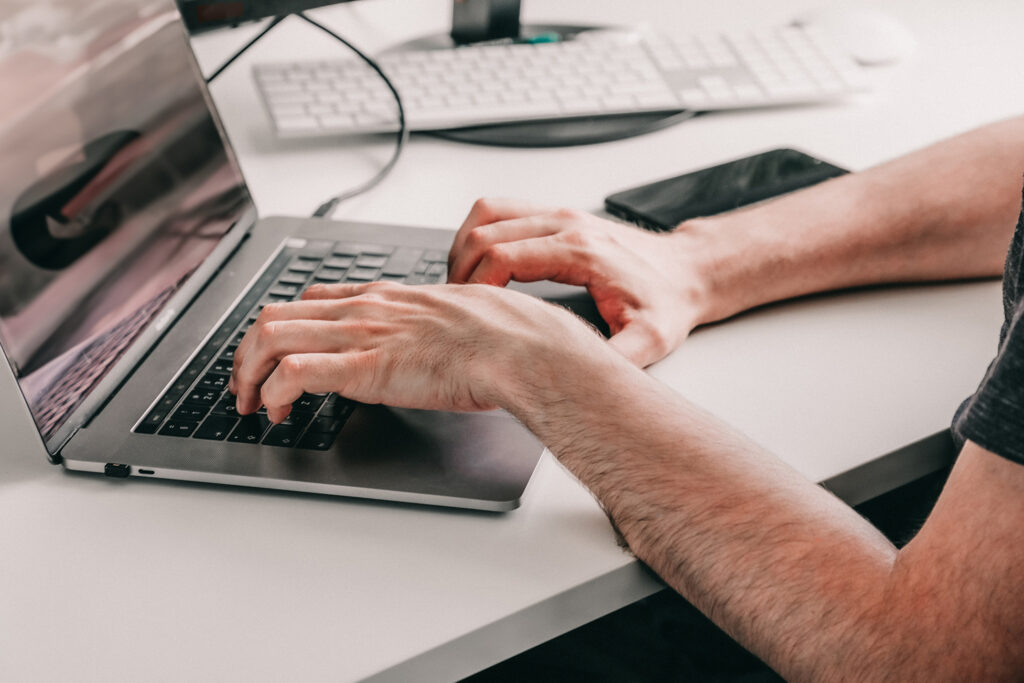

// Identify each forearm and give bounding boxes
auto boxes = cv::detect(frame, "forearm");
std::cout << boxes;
[680,116,1024,325]
[506,355,898,678]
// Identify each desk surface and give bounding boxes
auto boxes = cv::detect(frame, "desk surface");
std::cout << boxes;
[2,1,1022,681]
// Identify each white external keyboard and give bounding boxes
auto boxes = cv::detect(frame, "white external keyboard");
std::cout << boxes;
[254,25,870,138]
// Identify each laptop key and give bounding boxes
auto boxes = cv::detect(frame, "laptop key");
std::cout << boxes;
[210,359,233,375]
[382,247,422,276]
[280,411,312,429]
[173,405,209,422]
[324,255,354,270]
[320,396,356,419]
[227,414,271,443]
[183,388,221,407]
[262,424,302,448]
[310,415,346,433]
[423,249,448,263]
[293,393,326,413]
[136,410,167,434]
[278,271,310,286]
[194,415,238,441]
[198,373,228,391]
[346,266,380,281]
[355,254,388,269]
[211,394,238,417]
[297,431,337,451]
[159,420,199,437]
[288,257,319,273]
[269,283,301,298]
[314,268,345,282]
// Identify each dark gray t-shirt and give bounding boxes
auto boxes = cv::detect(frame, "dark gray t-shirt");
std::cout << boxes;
[951,184,1024,464]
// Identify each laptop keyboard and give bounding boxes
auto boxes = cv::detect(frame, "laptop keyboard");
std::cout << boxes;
[133,239,448,450]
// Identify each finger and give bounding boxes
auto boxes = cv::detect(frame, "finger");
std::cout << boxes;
[300,281,376,301]
[233,299,351,388]
[260,352,373,423]
[464,235,597,288]
[451,198,553,267]
[232,320,358,415]
[606,322,668,368]
[448,215,564,283]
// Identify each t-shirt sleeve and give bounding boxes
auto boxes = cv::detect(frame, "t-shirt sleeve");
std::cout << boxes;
[955,298,1024,465]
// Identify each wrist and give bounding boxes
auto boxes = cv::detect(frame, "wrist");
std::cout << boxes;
[669,215,751,326]
[489,321,633,425]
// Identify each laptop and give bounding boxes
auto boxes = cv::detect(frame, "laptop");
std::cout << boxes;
[0,0,594,511]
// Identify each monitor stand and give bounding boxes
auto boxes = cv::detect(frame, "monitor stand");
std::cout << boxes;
[385,23,694,148]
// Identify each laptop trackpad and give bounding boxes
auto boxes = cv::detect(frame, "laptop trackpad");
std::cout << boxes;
[322,404,542,508]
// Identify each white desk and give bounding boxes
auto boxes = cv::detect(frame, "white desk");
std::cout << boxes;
[2,1,1022,680]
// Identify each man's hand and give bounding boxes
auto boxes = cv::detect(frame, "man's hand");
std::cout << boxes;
[228,281,612,423]
[448,198,713,367]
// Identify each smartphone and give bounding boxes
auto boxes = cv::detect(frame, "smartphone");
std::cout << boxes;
[604,148,848,232]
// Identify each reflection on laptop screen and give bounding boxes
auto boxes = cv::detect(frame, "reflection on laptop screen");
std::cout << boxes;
[0,0,252,443]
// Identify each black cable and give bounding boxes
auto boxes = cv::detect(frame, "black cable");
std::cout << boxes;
[205,15,287,84]
[296,12,408,218]
[201,13,408,218]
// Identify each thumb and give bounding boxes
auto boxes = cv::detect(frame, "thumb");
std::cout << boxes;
[606,321,667,368]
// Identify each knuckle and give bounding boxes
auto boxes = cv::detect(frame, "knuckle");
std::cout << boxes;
[562,228,592,249]
[465,226,489,250]
[554,207,584,222]
[481,243,509,266]
[303,283,327,298]
[257,320,279,342]
[277,354,304,378]
[472,197,496,217]
[259,302,286,321]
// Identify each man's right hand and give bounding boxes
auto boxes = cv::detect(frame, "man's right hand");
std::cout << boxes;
[448,198,714,367]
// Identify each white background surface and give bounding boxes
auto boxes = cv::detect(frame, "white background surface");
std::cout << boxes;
[2,1,1023,681]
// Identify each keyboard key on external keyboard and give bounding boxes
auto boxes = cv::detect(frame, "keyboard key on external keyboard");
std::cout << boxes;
[159,420,199,438]
[277,116,320,133]
[262,425,303,448]
[194,415,239,441]
[227,414,271,443]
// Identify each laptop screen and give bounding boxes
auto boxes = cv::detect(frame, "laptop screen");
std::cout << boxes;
[0,0,253,445]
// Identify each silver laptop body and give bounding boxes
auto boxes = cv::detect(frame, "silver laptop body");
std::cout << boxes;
[0,0,550,511]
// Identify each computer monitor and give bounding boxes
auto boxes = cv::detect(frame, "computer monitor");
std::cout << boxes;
[176,0,352,32]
